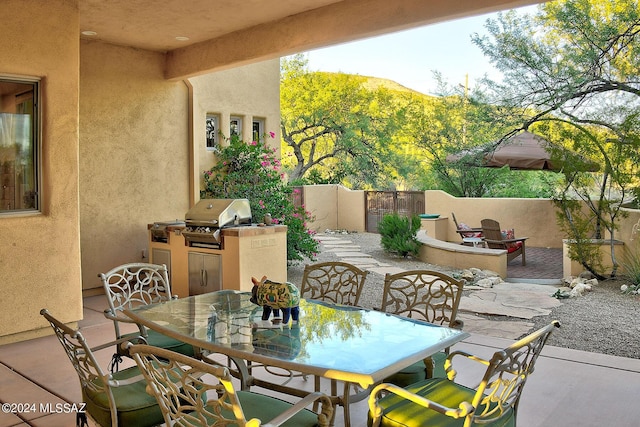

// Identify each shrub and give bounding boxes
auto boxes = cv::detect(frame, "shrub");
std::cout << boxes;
[202,133,319,263]
[621,243,640,295]
[378,213,421,258]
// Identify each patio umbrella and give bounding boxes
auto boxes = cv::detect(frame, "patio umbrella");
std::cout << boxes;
[446,131,599,172]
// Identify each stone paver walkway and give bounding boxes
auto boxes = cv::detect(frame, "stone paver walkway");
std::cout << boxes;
[316,234,562,339]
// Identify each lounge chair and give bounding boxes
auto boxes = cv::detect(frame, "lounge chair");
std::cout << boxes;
[481,219,528,265]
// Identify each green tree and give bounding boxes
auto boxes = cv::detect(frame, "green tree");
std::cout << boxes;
[473,0,640,278]
[409,75,526,197]
[280,54,408,189]
[202,133,319,263]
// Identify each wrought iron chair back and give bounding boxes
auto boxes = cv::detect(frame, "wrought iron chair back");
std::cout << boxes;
[368,321,560,427]
[40,309,162,427]
[129,343,334,427]
[379,270,464,382]
[381,269,464,327]
[465,320,559,423]
[99,263,195,371]
[300,261,368,306]
[100,263,174,338]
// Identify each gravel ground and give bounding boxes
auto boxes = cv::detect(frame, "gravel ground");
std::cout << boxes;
[287,231,640,359]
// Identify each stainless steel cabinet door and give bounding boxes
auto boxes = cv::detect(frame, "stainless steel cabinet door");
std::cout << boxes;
[188,252,221,295]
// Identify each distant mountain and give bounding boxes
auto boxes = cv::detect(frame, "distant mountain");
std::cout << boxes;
[361,76,424,95]
[317,71,432,97]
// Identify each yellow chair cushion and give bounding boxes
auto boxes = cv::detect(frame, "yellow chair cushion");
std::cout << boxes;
[369,378,515,427]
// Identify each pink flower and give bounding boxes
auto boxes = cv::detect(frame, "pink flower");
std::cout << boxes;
[261,161,269,167]
[251,141,257,145]
[269,131,276,138]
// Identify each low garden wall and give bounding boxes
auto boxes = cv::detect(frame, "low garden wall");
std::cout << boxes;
[301,185,640,278]
[416,231,507,277]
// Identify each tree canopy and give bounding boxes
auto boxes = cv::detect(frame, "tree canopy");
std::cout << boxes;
[473,0,640,277]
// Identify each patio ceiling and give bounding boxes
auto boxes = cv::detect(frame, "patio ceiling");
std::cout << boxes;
[79,0,547,80]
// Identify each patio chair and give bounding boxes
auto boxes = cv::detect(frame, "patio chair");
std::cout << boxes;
[129,343,334,427]
[379,270,464,387]
[40,309,163,427]
[481,219,528,265]
[99,263,196,371]
[368,320,561,427]
[300,261,368,307]
[451,212,483,242]
[300,261,368,422]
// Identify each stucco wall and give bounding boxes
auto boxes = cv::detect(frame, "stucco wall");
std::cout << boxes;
[302,184,339,231]
[189,60,281,204]
[79,48,281,293]
[79,41,191,291]
[0,0,81,342]
[425,190,562,248]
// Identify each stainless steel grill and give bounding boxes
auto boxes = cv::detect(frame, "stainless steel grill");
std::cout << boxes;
[182,198,252,248]
[149,220,186,243]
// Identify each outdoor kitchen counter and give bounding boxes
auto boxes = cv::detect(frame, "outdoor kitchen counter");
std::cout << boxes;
[148,224,288,297]
[221,223,287,237]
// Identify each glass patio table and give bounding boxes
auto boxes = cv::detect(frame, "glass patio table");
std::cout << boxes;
[124,290,469,426]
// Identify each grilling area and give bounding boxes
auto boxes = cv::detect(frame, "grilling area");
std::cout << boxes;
[148,198,287,297]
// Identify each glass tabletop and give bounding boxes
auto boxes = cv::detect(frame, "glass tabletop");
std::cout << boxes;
[127,291,469,385]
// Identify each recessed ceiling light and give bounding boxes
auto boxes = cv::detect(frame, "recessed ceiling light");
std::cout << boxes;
[175,36,190,41]
[81,30,97,36]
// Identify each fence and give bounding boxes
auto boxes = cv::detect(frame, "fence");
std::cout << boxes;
[364,191,425,233]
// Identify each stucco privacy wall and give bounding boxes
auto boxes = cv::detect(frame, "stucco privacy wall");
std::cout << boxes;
[301,185,562,248]
[79,41,190,291]
[0,0,81,342]
[424,190,562,248]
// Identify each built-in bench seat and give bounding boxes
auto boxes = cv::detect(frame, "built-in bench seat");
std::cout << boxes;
[416,231,508,278]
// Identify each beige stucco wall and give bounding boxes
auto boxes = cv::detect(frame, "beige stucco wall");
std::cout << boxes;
[2,4,281,342]
[0,0,82,343]
[190,59,281,184]
[300,185,366,232]
[79,41,191,291]
[302,184,339,231]
[338,186,366,232]
[425,190,562,248]
[78,47,281,294]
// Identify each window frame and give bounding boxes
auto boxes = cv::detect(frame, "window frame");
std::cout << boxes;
[230,116,243,138]
[252,118,265,142]
[0,75,41,215]
[206,113,220,151]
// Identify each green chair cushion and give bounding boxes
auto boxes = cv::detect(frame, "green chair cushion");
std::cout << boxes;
[383,351,448,387]
[123,329,195,356]
[369,378,515,427]
[237,390,322,427]
[84,366,163,427]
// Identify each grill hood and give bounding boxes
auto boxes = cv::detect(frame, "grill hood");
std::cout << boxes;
[185,198,252,228]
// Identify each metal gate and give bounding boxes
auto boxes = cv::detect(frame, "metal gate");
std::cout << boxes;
[365,191,425,233]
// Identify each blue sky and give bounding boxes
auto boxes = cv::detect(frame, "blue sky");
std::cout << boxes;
[301,5,537,95]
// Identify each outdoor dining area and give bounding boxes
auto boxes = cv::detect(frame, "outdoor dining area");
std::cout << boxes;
[2,262,639,427]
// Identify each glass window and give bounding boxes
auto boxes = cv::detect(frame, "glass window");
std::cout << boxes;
[206,114,219,149]
[252,118,265,142]
[230,116,242,138]
[0,77,39,214]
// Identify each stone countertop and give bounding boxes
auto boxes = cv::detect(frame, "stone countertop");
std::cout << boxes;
[222,224,287,237]
[147,223,287,236]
